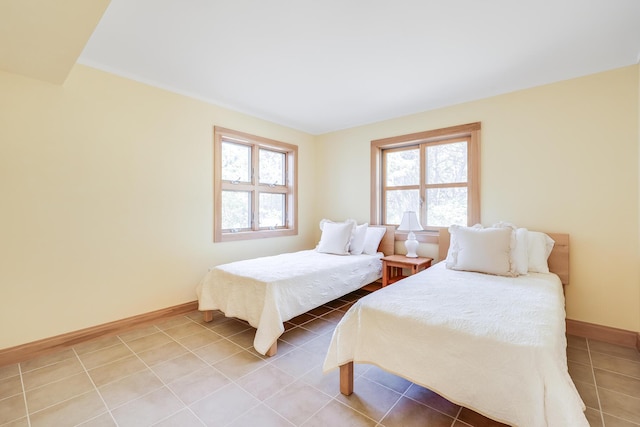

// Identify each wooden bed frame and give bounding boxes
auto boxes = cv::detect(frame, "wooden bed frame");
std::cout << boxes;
[202,225,396,356]
[340,229,570,395]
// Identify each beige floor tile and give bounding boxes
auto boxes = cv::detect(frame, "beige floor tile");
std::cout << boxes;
[362,365,412,394]
[300,318,335,335]
[588,341,640,363]
[110,386,184,427]
[137,341,188,367]
[265,380,331,425]
[76,412,117,426]
[0,417,30,427]
[236,364,296,401]
[176,329,222,351]
[568,347,592,365]
[225,329,257,349]
[567,335,588,350]
[20,348,76,373]
[168,366,229,405]
[21,357,84,391]
[288,313,315,326]
[0,375,23,400]
[207,319,252,337]
[29,390,106,427]
[152,352,207,384]
[98,369,163,409]
[602,413,640,427]
[163,322,208,340]
[74,335,122,355]
[272,347,325,378]
[574,380,601,409]
[26,372,94,413]
[569,360,595,384]
[584,408,603,427]
[403,383,461,417]
[591,352,640,380]
[125,332,174,353]
[320,310,345,324]
[118,325,159,342]
[457,407,510,427]
[78,343,134,370]
[300,365,340,398]
[301,399,376,427]
[153,408,204,427]
[599,387,640,424]
[382,396,456,427]
[213,350,266,380]
[299,331,333,355]
[307,305,332,317]
[0,364,19,381]
[189,383,259,426]
[595,369,640,399]
[280,327,319,347]
[335,376,401,422]
[228,403,294,427]
[155,315,192,331]
[193,339,243,364]
[88,355,147,387]
[0,394,27,425]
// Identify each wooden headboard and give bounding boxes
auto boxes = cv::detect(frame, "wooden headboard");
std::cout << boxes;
[438,228,569,285]
[373,225,396,256]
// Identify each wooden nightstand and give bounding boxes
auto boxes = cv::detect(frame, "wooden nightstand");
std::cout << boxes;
[381,255,433,287]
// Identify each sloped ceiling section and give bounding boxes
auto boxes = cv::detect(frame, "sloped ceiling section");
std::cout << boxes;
[0,0,110,84]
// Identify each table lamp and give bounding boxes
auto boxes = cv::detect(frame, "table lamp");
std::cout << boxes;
[397,211,423,258]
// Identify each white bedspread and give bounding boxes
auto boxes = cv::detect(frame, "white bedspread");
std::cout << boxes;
[323,262,587,427]
[196,250,383,355]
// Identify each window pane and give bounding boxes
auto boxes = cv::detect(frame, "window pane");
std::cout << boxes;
[259,193,285,228]
[221,141,251,182]
[385,149,419,186]
[426,142,467,184]
[221,190,250,230]
[425,187,467,227]
[259,149,285,185]
[385,190,420,225]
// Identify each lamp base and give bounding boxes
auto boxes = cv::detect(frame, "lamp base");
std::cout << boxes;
[404,232,419,258]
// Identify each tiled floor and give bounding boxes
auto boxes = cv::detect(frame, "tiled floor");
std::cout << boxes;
[1,289,639,427]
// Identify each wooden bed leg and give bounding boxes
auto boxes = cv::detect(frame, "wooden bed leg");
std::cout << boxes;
[340,362,354,395]
[265,341,277,357]
[202,310,213,323]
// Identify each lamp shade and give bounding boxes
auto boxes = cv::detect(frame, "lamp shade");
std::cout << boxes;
[397,211,423,231]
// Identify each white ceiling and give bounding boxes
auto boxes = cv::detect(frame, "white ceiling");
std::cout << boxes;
[78,0,640,135]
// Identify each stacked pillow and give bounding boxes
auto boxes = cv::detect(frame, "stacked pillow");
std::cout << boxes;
[446,222,555,276]
[317,219,386,255]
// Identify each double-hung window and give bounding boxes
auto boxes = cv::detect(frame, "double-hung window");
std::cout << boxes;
[214,127,297,242]
[371,122,480,229]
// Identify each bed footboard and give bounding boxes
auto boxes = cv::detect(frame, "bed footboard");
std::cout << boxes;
[340,362,354,395]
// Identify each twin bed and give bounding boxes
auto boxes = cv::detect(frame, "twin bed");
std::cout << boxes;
[323,227,587,427]
[196,222,587,426]
[196,225,394,356]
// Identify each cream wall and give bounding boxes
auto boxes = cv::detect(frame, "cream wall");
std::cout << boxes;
[0,65,318,349]
[316,65,640,333]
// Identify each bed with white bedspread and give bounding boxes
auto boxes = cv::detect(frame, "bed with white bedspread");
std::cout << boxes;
[323,226,588,427]
[196,225,394,356]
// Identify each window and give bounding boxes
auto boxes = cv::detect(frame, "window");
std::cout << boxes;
[370,122,480,229]
[214,127,297,242]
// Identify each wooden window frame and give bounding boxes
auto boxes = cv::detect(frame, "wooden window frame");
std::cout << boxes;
[370,122,480,241]
[214,127,298,242]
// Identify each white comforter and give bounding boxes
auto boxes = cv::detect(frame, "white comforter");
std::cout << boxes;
[196,250,383,355]
[323,262,587,427]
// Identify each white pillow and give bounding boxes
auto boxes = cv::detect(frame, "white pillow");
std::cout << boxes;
[349,223,368,255]
[316,221,354,255]
[491,222,528,275]
[362,227,386,255]
[446,225,516,276]
[446,223,482,264]
[527,231,555,273]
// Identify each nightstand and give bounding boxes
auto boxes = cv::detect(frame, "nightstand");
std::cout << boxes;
[381,255,433,287]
